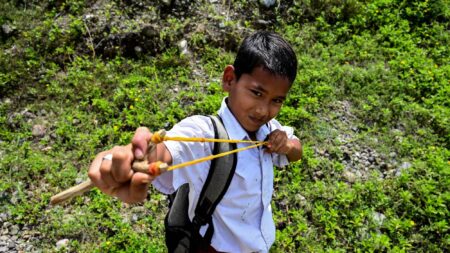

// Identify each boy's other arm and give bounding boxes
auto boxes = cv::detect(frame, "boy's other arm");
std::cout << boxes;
[266,129,302,162]
[88,127,173,204]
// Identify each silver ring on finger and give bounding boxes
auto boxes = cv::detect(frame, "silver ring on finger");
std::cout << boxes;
[102,154,113,161]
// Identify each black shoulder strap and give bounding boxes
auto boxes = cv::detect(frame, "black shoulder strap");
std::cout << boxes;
[192,115,237,244]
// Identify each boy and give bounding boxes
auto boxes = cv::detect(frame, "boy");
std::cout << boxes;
[88,31,302,252]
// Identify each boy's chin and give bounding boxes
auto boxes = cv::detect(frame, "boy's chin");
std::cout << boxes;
[243,125,262,134]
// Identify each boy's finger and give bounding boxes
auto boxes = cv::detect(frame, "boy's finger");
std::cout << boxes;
[89,152,115,192]
[111,146,134,183]
[99,159,121,189]
[274,135,286,151]
[132,127,152,160]
[129,172,153,203]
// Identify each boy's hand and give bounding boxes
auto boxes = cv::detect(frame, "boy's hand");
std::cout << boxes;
[265,129,302,162]
[265,129,292,155]
[88,127,154,204]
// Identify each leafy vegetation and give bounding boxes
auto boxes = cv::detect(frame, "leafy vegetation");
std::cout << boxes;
[0,0,448,252]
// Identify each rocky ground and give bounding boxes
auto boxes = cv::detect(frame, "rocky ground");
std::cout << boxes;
[0,212,39,252]
[1,99,408,252]
[1,0,418,251]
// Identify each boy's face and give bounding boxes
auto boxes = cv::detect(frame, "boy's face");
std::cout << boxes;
[222,65,290,133]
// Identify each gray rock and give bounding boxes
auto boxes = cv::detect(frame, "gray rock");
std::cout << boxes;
[0,246,8,252]
[9,226,19,235]
[2,222,10,229]
[399,161,412,170]
[134,46,142,55]
[83,14,97,21]
[343,170,356,183]
[0,213,7,223]
[295,194,307,207]
[141,25,158,38]
[7,240,15,249]
[161,0,172,6]
[178,39,189,55]
[32,124,46,137]
[56,239,69,249]
[25,244,33,251]
[372,212,386,226]
[259,0,276,8]
[21,110,36,120]
[38,109,47,116]
[1,25,13,35]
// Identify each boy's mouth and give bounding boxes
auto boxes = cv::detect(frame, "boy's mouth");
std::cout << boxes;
[248,115,266,127]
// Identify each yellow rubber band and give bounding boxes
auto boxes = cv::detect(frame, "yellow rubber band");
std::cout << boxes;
[150,129,268,173]
[151,129,265,144]
[167,142,267,171]
[163,136,264,144]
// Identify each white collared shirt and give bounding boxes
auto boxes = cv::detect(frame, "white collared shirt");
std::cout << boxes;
[152,98,297,253]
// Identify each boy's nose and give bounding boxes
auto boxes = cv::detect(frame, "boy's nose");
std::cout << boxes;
[254,103,269,119]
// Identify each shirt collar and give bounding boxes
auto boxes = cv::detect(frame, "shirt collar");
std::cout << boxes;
[217,97,270,142]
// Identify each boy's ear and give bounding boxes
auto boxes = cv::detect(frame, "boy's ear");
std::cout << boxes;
[222,65,236,92]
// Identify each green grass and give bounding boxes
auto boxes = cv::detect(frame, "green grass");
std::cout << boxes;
[1,0,449,252]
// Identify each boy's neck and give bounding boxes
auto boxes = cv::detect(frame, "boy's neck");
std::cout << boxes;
[247,132,257,141]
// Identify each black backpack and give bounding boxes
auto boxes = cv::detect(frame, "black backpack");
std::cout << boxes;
[164,115,237,253]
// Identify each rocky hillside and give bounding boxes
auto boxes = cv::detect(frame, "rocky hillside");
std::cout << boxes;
[1,0,449,252]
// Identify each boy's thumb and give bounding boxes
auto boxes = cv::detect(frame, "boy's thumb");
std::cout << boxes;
[132,127,152,160]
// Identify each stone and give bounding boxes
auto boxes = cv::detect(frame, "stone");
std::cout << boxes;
[38,109,47,116]
[161,0,172,6]
[134,46,142,55]
[259,0,276,8]
[32,125,46,137]
[399,161,412,170]
[56,239,69,249]
[372,212,386,226]
[1,25,13,35]
[7,240,15,248]
[343,170,356,183]
[178,39,189,55]
[21,110,36,120]
[0,213,7,222]
[9,225,19,235]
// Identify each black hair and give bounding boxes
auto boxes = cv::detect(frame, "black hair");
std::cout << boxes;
[233,31,297,85]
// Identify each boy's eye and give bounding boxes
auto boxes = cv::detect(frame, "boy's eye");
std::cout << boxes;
[251,90,262,97]
[273,98,284,104]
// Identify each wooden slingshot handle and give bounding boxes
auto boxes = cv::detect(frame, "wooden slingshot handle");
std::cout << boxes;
[50,131,168,205]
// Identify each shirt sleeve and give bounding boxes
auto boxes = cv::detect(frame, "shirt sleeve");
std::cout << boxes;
[151,115,214,194]
[269,119,298,168]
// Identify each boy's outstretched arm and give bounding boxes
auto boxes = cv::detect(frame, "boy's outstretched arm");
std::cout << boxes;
[266,129,302,162]
[88,127,173,204]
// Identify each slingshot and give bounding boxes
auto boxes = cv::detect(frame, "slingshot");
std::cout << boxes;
[50,130,268,205]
